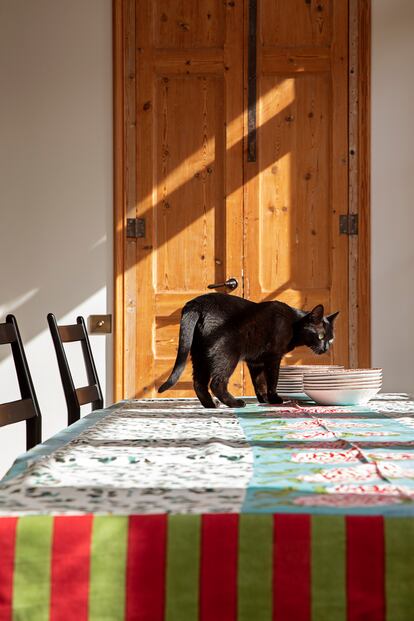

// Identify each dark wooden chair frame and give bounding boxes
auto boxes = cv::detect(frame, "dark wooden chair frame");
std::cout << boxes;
[47,314,104,426]
[0,315,42,450]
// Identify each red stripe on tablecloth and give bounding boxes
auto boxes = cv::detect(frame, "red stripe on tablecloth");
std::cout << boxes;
[50,515,93,621]
[346,516,385,621]
[200,514,238,621]
[126,515,167,621]
[0,518,18,621]
[273,514,311,621]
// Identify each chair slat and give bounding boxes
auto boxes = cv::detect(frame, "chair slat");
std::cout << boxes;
[0,316,42,449]
[0,399,37,428]
[58,324,85,343]
[48,313,104,425]
[0,323,16,345]
[75,385,100,406]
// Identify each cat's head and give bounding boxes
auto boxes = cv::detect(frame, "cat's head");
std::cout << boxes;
[297,305,339,355]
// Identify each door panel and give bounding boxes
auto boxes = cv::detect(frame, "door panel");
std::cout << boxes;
[132,0,244,398]
[118,0,351,400]
[244,0,349,382]
[261,0,332,47]
[154,0,225,49]
[154,75,225,293]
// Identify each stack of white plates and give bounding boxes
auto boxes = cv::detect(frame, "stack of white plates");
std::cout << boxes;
[277,365,344,398]
[303,368,383,405]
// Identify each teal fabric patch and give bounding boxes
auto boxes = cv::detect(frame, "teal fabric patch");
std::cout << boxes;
[236,400,414,516]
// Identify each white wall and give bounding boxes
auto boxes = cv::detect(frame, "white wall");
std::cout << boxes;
[0,0,113,477]
[371,0,414,391]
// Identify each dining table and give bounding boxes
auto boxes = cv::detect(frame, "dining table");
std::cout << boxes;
[1,393,414,621]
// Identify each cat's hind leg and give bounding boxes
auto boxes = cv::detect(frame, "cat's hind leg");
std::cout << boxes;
[264,355,283,404]
[191,353,216,408]
[209,355,245,408]
[247,362,268,403]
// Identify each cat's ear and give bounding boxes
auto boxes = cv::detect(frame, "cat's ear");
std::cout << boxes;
[327,311,340,323]
[309,304,324,324]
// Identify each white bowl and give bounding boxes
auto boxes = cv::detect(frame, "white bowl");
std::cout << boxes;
[303,384,382,390]
[304,370,382,378]
[304,372,382,379]
[304,386,382,392]
[303,375,382,384]
[282,365,344,369]
[303,378,382,387]
[304,386,381,406]
[278,380,303,385]
[304,385,382,390]
[278,392,307,399]
[281,367,343,374]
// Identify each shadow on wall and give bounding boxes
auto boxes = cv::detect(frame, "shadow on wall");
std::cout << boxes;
[0,234,107,364]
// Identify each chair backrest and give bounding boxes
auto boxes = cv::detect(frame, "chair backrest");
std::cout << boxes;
[47,314,103,425]
[0,315,42,450]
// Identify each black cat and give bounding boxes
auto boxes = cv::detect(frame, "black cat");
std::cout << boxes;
[158,293,339,408]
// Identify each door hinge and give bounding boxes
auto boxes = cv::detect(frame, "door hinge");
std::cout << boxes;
[126,218,146,238]
[339,214,358,235]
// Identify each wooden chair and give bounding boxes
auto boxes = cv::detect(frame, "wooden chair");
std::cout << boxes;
[47,314,103,425]
[0,315,42,450]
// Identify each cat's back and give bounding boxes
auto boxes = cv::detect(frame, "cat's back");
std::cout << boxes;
[186,292,254,317]
[186,293,254,339]
[258,299,298,321]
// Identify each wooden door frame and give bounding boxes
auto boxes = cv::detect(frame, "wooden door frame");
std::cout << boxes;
[112,0,371,401]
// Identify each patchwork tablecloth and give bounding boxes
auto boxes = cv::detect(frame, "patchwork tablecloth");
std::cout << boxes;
[1,394,414,620]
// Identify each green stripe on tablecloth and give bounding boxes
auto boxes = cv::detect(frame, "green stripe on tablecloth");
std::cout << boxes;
[13,516,53,621]
[238,514,273,621]
[165,514,201,621]
[311,516,346,621]
[385,517,414,621]
[89,516,128,621]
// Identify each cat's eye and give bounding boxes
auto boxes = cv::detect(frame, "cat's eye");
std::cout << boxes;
[318,332,325,340]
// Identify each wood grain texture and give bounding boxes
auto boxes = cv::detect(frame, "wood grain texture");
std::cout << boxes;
[114,0,138,399]
[124,0,138,398]
[357,0,371,368]
[129,0,244,397]
[113,0,124,401]
[244,0,349,375]
[349,0,359,368]
[114,0,371,399]
[262,47,331,74]
[223,0,244,394]
[135,0,155,398]
[261,0,332,47]
[330,0,349,367]
[348,0,371,368]
[154,0,225,49]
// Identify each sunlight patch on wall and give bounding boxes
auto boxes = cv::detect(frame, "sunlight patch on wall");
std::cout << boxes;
[0,288,39,319]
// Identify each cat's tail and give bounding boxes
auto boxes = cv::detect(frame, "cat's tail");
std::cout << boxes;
[158,303,199,393]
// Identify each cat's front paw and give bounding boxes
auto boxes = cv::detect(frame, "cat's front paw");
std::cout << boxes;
[267,393,283,405]
[233,398,246,408]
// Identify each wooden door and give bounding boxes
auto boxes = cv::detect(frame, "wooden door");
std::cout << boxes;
[243,0,349,390]
[115,0,364,401]
[120,0,244,398]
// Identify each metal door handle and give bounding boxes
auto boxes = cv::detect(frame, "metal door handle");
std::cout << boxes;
[207,278,238,291]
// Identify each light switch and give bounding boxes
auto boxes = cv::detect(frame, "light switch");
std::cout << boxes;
[88,315,112,334]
